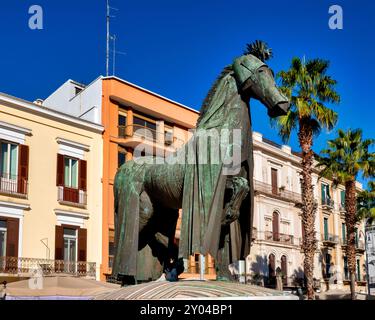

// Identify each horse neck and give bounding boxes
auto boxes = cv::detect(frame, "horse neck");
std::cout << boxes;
[196,74,237,129]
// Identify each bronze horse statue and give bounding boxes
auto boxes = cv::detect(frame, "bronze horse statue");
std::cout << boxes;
[112,54,289,284]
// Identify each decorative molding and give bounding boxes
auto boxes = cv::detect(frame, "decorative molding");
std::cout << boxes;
[0,121,32,144]
[0,93,104,134]
[56,138,90,159]
[54,209,89,228]
[0,201,30,213]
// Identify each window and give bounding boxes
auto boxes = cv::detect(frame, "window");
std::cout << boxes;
[133,114,157,140]
[281,255,287,285]
[0,141,18,179]
[63,227,77,273]
[325,253,331,278]
[0,220,6,257]
[64,157,78,189]
[118,146,127,168]
[118,112,127,138]
[272,211,280,241]
[63,228,77,262]
[271,168,278,195]
[324,217,329,240]
[321,183,330,204]
[268,254,276,285]
[342,223,346,243]
[355,228,359,246]
[356,259,361,281]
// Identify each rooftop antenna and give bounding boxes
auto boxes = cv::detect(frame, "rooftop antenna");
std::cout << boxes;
[111,34,127,76]
[106,0,118,76]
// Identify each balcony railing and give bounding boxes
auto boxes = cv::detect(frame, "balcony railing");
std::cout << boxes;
[58,186,87,206]
[321,233,339,245]
[253,180,302,204]
[0,257,96,278]
[321,197,334,209]
[0,173,28,197]
[264,231,296,245]
[118,124,185,148]
[340,239,365,251]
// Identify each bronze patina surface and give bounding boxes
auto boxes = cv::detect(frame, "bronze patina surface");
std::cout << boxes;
[112,54,289,283]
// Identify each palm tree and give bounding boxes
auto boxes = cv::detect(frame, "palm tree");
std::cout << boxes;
[317,129,375,299]
[244,40,273,62]
[357,181,375,225]
[273,57,340,299]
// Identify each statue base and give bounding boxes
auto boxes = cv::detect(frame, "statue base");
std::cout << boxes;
[94,280,298,300]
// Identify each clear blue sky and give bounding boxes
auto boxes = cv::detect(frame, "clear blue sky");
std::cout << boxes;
[0,0,374,185]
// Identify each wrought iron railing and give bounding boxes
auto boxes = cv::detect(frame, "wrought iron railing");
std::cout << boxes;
[0,172,28,197]
[118,124,185,147]
[321,197,334,209]
[253,180,302,204]
[321,233,339,244]
[58,186,87,206]
[340,238,365,251]
[264,231,296,245]
[0,257,96,278]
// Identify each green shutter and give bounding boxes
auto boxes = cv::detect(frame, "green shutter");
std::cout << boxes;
[341,190,345,205]
[321,183,325,203]
[342,223,346,243]
[357,259,361,281]
[324,218,329,239]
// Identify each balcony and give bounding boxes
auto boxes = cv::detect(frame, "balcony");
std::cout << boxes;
[253,180,302,205]
[264,231,296,245]
[340,239,366,253]
[58,186,87,207]
[321,198,334,210]
[321,233,339,246]
[0,173,28,198]
[339,203,346,213]
[117,125,185,152]
[0,256,96,278]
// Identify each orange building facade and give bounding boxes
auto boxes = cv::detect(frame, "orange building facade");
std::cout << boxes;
[100,77,202,280]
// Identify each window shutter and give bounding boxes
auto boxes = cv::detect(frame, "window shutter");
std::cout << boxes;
[6,218,19,258]
[78,228,87,262]
[79,160,87,191]
[55,225,64,260]
[17,145,29,194]
[56,154,64,186]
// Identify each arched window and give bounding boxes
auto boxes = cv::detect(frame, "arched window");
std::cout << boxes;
[268,253,276,279]
[281,255,287,285]
[272,211,280,241]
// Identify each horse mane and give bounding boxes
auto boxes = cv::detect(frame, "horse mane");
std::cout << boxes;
[197,65,233,125]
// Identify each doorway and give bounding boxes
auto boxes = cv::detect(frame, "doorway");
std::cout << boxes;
[63,228,77,273]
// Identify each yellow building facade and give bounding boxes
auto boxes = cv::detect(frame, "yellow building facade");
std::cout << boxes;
[0,93,103,281]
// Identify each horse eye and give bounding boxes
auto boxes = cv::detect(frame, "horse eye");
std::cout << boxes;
[258,69,264,73]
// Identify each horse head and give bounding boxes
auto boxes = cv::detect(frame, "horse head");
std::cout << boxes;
[233,54,289,118]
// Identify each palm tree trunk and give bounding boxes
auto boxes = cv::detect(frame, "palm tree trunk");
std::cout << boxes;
[298,121,317,300]
[345,179,357,300]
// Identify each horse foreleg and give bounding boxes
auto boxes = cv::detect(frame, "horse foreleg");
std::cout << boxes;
[222,177,249,226]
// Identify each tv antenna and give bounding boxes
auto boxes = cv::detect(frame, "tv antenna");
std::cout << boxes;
[110,35,127,76]
[106,0,119,76]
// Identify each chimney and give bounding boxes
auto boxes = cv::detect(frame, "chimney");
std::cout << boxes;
[34,99,44,106]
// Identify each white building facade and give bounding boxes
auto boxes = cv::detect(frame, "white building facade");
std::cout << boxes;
[247,132,367,292]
